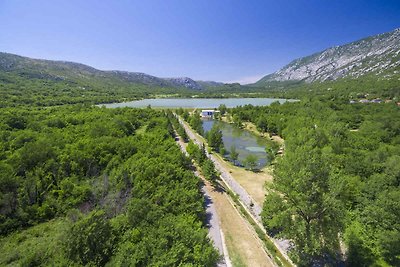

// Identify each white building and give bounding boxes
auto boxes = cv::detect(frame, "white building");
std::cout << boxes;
[200,109,220,118]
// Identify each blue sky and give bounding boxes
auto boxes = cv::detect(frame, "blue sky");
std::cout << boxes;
[1,0,399,83]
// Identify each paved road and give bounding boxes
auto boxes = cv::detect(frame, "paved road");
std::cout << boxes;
[177,116,293,266]
[174,134,229,267]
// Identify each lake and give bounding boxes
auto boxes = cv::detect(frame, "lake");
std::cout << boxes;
[100,98,291,108]
[202,119,268,168]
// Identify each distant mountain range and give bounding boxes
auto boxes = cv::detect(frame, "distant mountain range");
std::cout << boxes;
[255,28,400,86]
[1,27,399,97]
[0,52,223,91]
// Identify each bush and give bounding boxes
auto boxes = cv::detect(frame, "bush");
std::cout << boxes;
[64,210,113,266]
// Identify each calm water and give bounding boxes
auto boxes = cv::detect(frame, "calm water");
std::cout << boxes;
[203,119,268,168]
[100,98,291,108]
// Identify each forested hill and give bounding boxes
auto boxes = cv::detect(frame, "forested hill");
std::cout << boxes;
[253,28,400,98]
[0,52,226,106]
[0,52,219,90]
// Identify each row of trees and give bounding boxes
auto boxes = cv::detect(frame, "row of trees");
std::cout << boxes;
[186,141,219,183]
[166,111,189,142]
[230,100,400,266]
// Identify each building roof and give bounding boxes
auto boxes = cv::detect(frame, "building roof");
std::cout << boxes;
[201,110,220,112]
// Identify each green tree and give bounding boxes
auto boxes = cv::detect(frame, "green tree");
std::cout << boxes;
[265,140,280,163]
[189,112,204,135]
[65,210,113,266]
[207,124,224,152]
[230,145,239,165]
[182,110,190,121]
[202,159,218,183]
[218,104,227,116]
[243,154,258,171]
[232,114,243,128]
[256,115,268,133]
[219,145,226,156]
[262,130,344,265]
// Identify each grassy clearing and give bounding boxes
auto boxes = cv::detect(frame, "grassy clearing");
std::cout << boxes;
[176,128,273,266]
[242,121,285,145]
[214,116,280,205]
[183,118,272,205]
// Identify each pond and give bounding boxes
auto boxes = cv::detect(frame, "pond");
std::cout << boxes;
[202,119,268,168]
[100,97,292,108]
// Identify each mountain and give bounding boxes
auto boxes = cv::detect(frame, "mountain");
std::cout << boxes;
[164,77,203,90]
[0,52,214,90]
[255,28,400,86]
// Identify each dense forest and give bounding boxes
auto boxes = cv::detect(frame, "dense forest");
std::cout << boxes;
[0,106,218,266]
[229,101,400,266]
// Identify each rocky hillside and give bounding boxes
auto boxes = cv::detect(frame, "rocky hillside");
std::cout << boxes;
[256,28,400,85]
[0,52,211,90]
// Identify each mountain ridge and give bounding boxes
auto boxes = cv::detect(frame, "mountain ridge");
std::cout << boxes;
[255,28,400,86]
[0,52,222,90]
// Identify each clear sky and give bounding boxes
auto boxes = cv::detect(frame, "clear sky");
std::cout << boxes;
[1,0,399,83]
